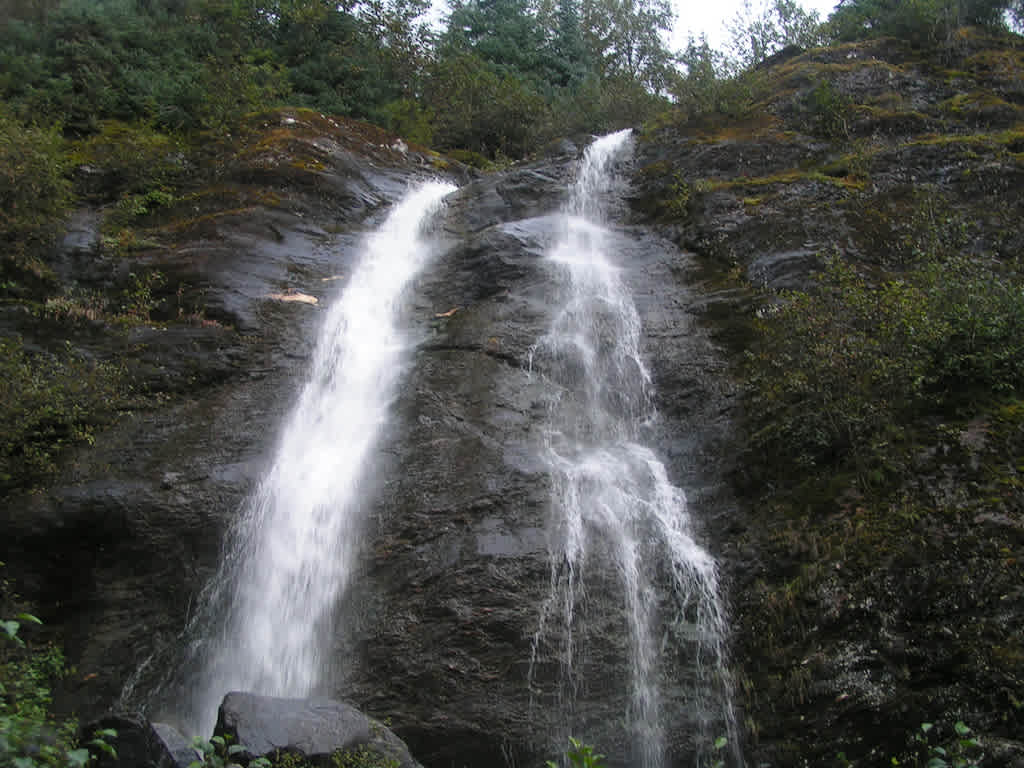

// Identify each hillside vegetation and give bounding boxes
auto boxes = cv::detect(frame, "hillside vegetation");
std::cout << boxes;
[636,15,1024,768]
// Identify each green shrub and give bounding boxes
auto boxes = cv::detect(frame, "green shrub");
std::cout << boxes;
[330,745,398,768]
[801,80,853,139]
[373,98,434,147]
[546,738,606,768]
[744,251,1024,482]
[0,337,124,496]
[0,111,71,262]
[68,121,185,195]
[828,0,1014,45]
[1,575,116,768]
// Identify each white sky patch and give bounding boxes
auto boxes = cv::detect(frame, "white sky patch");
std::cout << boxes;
[671,0,840,51]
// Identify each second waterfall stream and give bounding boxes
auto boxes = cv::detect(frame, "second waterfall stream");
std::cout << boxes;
[529,130,739,768]
[149,134,739,766]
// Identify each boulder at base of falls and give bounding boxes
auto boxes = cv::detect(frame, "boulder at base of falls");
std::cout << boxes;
[82,713,194,768]
[215,692,423,768]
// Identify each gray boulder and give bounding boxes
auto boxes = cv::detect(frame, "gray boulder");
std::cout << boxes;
[83,714,193,768]
[215,692,422,768]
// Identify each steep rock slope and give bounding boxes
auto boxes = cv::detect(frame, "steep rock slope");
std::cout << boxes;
[633,31,1024,767]
[4,120,739,768]
[330,145,739,767]
[2,109,466,719]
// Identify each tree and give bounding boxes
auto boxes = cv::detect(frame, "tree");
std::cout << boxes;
[425,51,548,157]
[442,0,559,83]
[724,0,825,72]
[580,0,676,91]
[828,0,1021,44]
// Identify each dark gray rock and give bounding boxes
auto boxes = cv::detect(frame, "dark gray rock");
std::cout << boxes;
[84,713,190,768]
[215,693,422,768]
[151,723,197,768]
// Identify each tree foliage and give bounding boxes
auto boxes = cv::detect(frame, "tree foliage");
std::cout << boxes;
[724,0,825,71]
[828,0,1022,44]
[0,0,680,159]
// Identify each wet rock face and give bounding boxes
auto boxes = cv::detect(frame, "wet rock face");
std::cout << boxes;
[5,128,737,768]
[336,148,738,768]
[2,116,464,722]
[337,158,576,767]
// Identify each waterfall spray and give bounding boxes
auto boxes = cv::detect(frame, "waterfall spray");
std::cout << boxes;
[529,132,739,767]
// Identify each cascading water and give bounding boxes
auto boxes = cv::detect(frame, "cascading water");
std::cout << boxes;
[177,180,455,735]
[529,132,739,767]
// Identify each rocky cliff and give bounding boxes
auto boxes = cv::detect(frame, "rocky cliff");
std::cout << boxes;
[2,30,1023,768]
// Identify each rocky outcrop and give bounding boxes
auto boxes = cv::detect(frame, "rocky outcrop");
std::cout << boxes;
[216,693,422,768]
[4,126,737,768]
[330,141,740,768]
[83,713,191,768]
[83,695,422,768]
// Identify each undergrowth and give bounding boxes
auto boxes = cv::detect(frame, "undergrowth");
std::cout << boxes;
[0,337,125,497]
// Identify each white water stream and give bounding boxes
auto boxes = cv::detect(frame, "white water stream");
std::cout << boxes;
[183,180,454,734]
[530,132,738,767]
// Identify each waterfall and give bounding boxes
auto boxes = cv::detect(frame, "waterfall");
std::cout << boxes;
[529,132,739,767]
[179,180,455,735]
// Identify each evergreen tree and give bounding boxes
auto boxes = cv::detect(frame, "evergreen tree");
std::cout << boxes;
[580,0,676,92]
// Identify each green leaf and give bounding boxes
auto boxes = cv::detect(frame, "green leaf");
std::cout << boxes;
[66,748,91,768]
[714,736,728,750]
[227,744,246,755]
[16,613,42,624]
[90,737,118,757]
[13,757,37,768]
[921,722,935,733]
[2,619,20,638]
[954,721,971,737]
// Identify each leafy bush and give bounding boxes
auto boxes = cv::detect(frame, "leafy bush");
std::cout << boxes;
[1,578,116,768]
[828,0,1016,45]
[373,98,434,147]
[668,38,755,124]
[546,738,606,768]
[0,112,70,261]
[188,734,270,768]
[744,251,1024,481]
[801,80,853,139]
[68,121,185,194]
[0,337,124,496]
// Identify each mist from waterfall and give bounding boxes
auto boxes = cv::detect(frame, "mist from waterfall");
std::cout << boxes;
[175,180,455,736]
[529,131,739,768]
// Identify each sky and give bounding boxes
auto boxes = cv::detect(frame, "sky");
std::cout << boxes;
[670,0,840,51]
